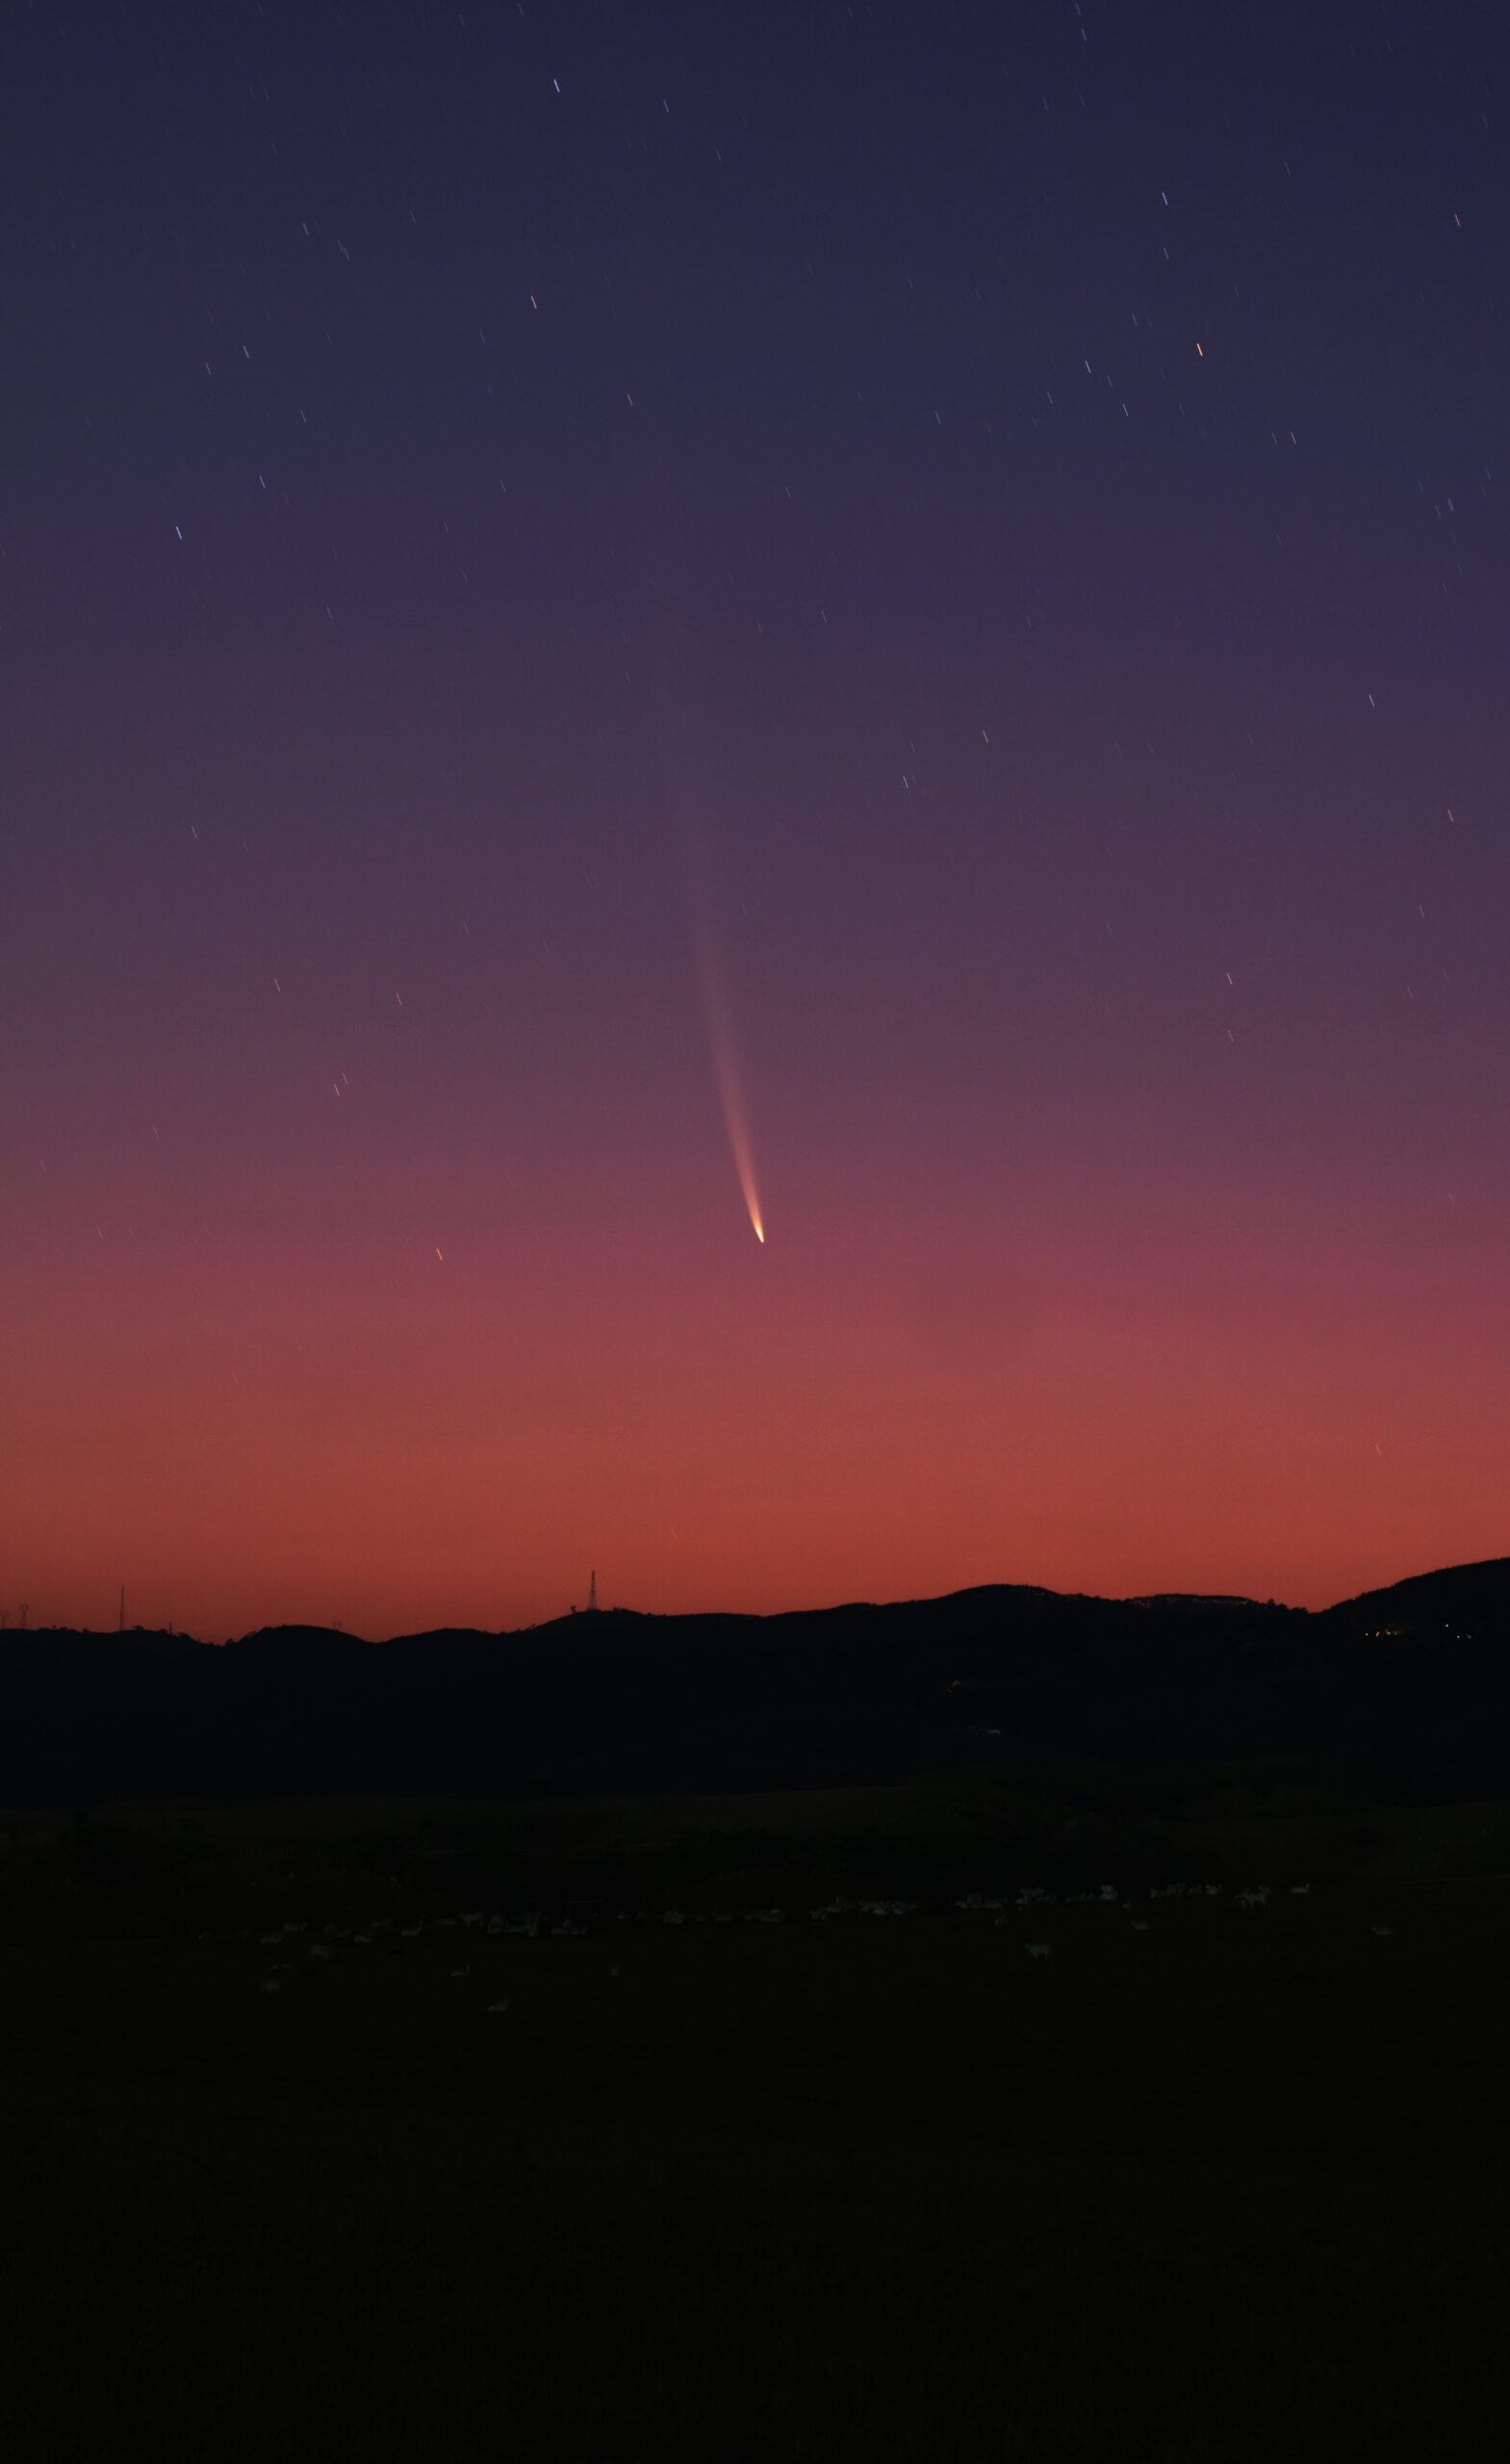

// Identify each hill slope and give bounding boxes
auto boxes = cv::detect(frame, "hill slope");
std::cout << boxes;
[1,1560,1504,1805]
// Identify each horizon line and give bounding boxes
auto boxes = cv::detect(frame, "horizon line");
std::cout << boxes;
[9,1552,1506,1646]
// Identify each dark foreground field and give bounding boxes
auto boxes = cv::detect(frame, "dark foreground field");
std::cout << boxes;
[3,1774,1509,2463]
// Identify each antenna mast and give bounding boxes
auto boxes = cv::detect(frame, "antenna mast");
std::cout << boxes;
[588,1569,598,1613]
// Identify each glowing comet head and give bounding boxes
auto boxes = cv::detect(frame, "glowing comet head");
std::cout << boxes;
[709,1033,764,1245]
[679,811,767,1247]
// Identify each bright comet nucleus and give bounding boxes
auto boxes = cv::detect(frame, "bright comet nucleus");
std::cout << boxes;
[678,803,766,1245]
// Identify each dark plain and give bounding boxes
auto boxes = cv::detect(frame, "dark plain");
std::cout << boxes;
[2,1779,1507,2464]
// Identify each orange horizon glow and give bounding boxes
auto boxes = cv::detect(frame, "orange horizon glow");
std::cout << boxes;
[6,1156,1505,1638]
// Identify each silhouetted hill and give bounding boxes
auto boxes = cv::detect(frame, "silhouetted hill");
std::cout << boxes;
[1319,1557,1510,1637]
[1,1559,1505,1805]
[229,1626,376,1660]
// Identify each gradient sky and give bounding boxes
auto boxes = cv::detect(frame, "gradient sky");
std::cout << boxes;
[5,1,1508,1636]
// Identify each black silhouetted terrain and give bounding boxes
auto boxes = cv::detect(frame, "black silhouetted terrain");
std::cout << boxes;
[3,1558,1504,1806]
[4,1567,1510,2464]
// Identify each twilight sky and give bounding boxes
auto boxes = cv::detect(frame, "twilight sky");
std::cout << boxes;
[4,0,1507,1636]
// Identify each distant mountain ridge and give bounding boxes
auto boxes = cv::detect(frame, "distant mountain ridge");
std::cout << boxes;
[1323,1557,1509,1629]
[1,1558,1504,1807]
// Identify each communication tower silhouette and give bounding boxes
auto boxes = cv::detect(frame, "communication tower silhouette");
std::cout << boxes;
[587,1569,599,1613]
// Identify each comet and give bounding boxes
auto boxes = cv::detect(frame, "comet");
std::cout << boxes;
[679,816,766,1245]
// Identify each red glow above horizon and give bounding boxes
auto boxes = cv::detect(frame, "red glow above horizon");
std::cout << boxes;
[8,1090,1505,1635]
